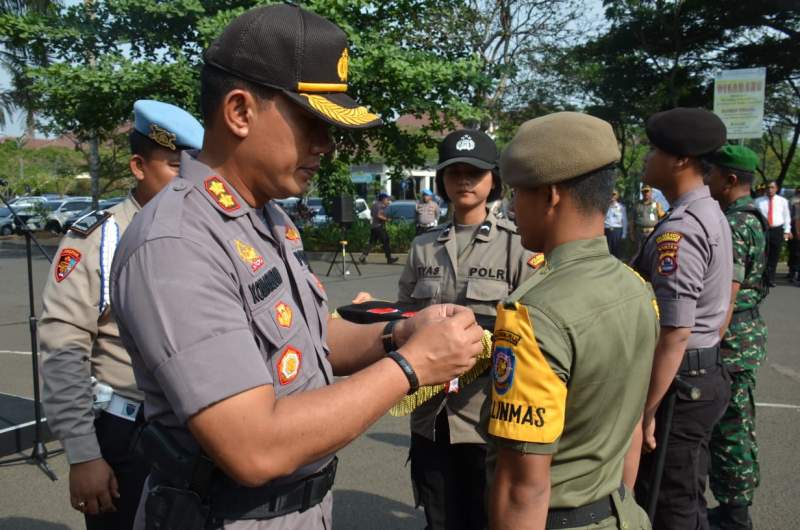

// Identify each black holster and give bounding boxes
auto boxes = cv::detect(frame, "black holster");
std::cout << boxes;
[133,423,215,530]
[145,484,210,530]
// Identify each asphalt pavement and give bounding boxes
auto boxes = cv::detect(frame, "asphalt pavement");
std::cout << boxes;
[0,237,798,529]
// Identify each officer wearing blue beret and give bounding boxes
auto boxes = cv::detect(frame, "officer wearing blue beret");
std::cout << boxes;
[39,100,203,530]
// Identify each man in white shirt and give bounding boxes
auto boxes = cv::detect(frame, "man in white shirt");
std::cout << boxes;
[604,190,627,259]
[755,181,793,286]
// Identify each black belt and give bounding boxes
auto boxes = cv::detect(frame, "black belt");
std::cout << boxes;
[208,457,337,521]
[678,345,720,375]
[545,485,624,529]
[730,307,760,326]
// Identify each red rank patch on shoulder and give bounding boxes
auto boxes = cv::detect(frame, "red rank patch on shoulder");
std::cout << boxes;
[55,248,81,282]
[204,176,239,211]
[277,346,302,385]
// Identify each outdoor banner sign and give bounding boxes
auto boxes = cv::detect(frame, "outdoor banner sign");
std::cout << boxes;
[713,67,767,139]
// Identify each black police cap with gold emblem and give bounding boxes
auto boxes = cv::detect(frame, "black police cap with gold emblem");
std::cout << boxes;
[204,3,381,130]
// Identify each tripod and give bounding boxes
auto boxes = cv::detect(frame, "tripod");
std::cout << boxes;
[326,224,362,278]
[0,186,62,480]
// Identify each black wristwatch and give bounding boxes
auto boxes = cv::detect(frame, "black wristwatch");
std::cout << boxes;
[381,320,398,353]
[386,350,419,395]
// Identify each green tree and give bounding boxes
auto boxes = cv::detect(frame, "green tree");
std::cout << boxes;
[1,0,492,208]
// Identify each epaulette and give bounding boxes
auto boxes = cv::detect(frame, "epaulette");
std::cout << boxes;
[495,217,519,234]
[69,209,112,237]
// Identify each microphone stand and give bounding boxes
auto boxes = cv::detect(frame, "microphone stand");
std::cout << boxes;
[0,188,62,480]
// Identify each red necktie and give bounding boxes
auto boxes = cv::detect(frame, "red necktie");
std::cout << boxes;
[768,197,774,226]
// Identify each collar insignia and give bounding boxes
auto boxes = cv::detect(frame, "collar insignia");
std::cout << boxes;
[148,124,177,150]
[285,227,301,241]
[234,240,264,273]
[204,176,239,211]
[55,248,82,282]
[480,222,491,233]
[337,48,349,82]
[275,301,293,328]
[527,253,545,270]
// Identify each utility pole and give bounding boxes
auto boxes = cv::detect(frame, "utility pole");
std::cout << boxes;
[85,0,100,209]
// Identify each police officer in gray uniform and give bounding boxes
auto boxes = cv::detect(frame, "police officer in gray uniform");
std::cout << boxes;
[399,129,536,530]
[39,100,203,529]
[109,5,483,530]
[632,108,733,530]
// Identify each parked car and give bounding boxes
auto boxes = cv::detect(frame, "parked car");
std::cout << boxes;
[0,205,37,235]
[28,197,93,233]
[385,200,418,222]
[305,197,331,226]
[61,196,126,232]
[354,197,371,221]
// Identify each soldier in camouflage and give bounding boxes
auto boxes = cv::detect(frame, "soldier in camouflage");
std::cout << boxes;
[632,185,666,244]
[706,145,768,530]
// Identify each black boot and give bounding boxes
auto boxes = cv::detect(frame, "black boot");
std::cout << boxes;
[709,503,752,530]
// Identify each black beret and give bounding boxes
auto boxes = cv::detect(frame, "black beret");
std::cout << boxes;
[645,108,727,157]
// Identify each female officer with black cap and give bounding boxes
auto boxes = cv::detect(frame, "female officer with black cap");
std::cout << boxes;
[397,129,537,530]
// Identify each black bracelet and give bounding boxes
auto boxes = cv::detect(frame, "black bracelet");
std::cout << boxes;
[386,350,419,395]
[381,320,398,353]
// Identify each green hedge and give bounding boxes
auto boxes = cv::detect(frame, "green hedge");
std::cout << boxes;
[301,219,417,253]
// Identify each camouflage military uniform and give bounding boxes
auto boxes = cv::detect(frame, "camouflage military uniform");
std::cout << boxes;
[709,195,768,506]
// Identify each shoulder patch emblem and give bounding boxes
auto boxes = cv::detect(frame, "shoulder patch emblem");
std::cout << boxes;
[492,346,516,395]
[233,240,264,273]
[285,227,301,241]
[277,346,302,385]
[204,176,239,211]
[656,231,682,276]
[275,301,293,328]
[527,253,545,270]
[55,248,81,282]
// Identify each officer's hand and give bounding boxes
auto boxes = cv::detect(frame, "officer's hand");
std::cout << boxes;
[393,303,465,347]
[398,306,482,386]
[351,291,374,304]
[69,458,119,515]
[642,415,657,453]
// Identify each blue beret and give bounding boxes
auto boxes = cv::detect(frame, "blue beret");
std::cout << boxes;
[133,100,204,151]
[421,189,433,196]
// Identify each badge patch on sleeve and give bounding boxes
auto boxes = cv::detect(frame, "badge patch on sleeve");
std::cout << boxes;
[204,176,239,211]
[55,248,81,282]
[277,346,302,385]
[527,253,545,270]
[655,231,682,276]
[275,302,293,328]
[488,303,567,444]
[285,227,301,242]
[233,240,264,273]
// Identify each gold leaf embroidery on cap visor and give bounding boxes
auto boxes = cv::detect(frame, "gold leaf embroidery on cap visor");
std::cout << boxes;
[148,124,177,150]
[300,94,379,126]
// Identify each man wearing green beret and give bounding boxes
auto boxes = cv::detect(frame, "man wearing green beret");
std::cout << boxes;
[483,111,658,529]
[706,145,768,530]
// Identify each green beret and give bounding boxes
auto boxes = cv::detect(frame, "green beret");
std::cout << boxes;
[645,107,726,157]
[710,145,759,173]
[501,112,621,188]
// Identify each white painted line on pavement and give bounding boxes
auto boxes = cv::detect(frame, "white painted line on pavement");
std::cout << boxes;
[0,349,31,355]
[755,402,800,410]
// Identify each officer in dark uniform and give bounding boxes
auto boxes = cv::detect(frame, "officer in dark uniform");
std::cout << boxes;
[633,108,733,530]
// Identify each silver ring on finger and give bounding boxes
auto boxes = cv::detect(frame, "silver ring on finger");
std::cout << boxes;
[76,501,86,510]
